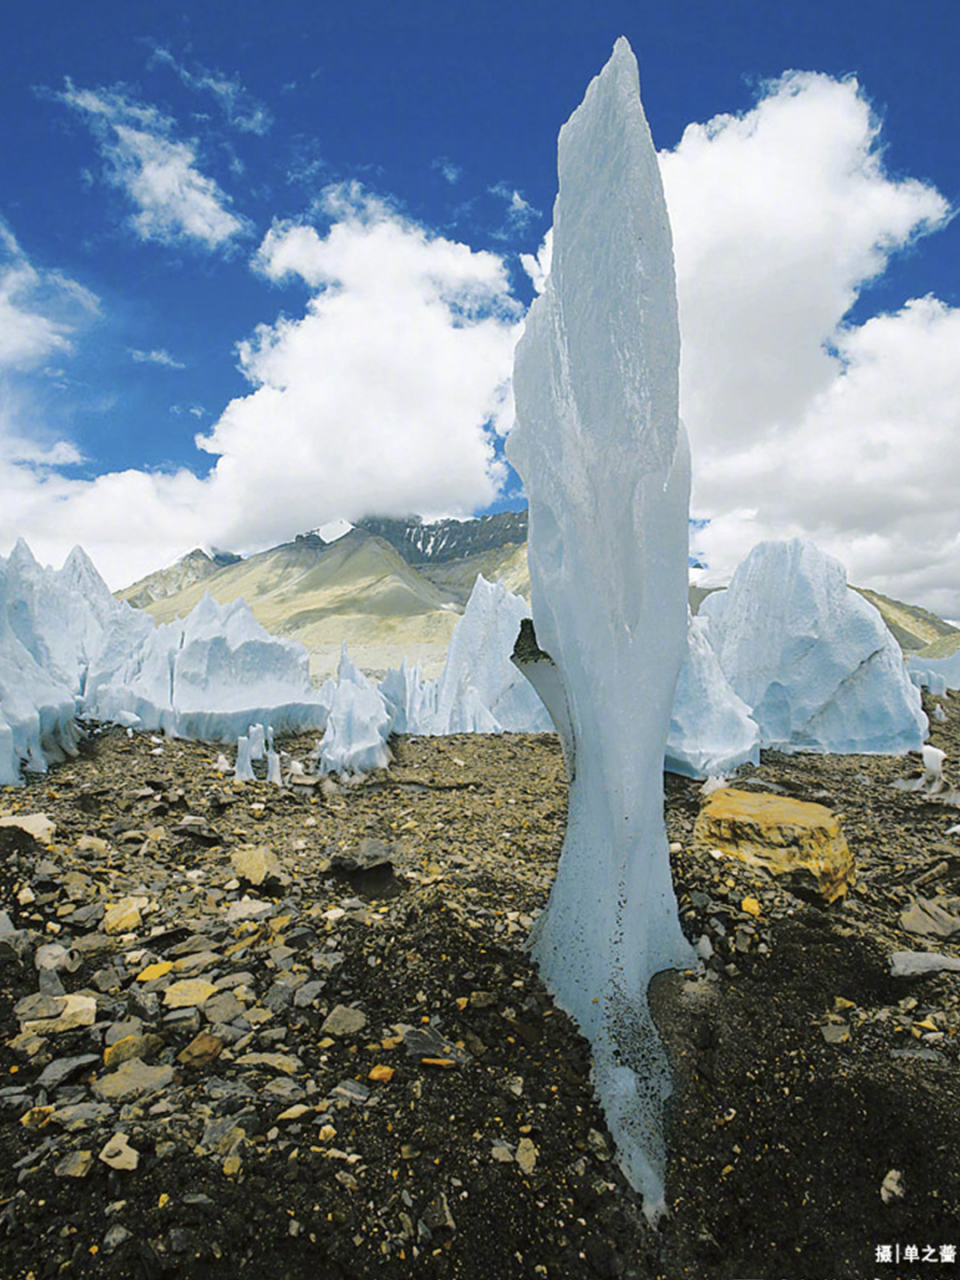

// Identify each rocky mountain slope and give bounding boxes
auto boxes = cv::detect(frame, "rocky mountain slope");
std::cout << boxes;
[118,548,241,609]
[130,530,462,682]
[119,515,958,682]
[356,510,528,566]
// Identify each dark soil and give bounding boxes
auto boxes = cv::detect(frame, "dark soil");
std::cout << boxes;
[1,692,959,1280]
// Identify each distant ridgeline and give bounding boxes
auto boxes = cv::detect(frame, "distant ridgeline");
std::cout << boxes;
[356,510,529,565]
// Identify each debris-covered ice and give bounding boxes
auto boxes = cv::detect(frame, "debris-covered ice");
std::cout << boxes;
[506,37,694,1212]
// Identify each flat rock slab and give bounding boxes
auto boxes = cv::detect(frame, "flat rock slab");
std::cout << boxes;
[231,845,285,886]
[54,1150,94,1179]
[103,896,149,935]
[92,1058,175,1102]
[103,1033,164,1069]
[177,1032,223,1067]
[321,1005,368,1037]
[99,1132,139,1171]
[900,897,960,939]
[20,993,97,1036]
[224,897,274,924]
[693,788,855,904]
[0,813,55,844]
[35,1054,100,1090]
[890,949,960,976]
[162,979,218,1009]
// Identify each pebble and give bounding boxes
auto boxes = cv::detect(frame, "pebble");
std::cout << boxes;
[99,1132,139,1171]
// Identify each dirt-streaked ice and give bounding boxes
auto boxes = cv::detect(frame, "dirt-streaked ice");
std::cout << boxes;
[506,37,695,1212]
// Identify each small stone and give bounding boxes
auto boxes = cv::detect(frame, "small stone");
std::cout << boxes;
[740,897,762,918]
[103,1224,132,1254]
[277,1104,312,1121]
[368,1065,395,1083]
[22,993,97,1036]
[136,961,174,983]
[321,1004,368,1037]
[222,1154,242,1178]
[104,1035,164,1070]
[162,979,218,1009]
[20,1105,56,1128]
[99,1132,139,1171]
[491,1142,514,1163]
[231,845,284,887]
[224,896,274,924]
[236,1051,303,1075]
[881,1169,905,1204]
[821,1023,850,1045]
[55,1149,94,1178]
[105,1018,143,1047]
[36,1054,100,1089]
[103,896,149,935]
[93,1058,175,1102]
[178,1031,223,1067]
[515,1137,538,1175]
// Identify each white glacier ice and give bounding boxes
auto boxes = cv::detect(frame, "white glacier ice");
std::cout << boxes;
[0,544,331,784]
[907,649,960,694]
[319,646,393,776]
[379,658,437,735]
[700,539,927,755]
[666,614,760,778]
[87,591,329,743]
[505,38,694,1212]
[429,576,552,735]
[249,724,266,761]
[234,736,256,782]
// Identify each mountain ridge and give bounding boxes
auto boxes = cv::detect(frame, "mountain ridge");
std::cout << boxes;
[117,515,958,679]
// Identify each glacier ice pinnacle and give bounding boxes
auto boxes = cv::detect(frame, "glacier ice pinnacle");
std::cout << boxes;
[506,37,694,1212]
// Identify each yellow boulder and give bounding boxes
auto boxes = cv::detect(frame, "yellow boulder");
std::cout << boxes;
[693,788,854,904]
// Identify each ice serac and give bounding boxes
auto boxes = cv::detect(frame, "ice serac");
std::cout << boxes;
[506,37,694,1211]
[701,539,927,754]
[430,575,551,735]
[666,614,760,779]
[907,649,960,695]
[319,646,392,776]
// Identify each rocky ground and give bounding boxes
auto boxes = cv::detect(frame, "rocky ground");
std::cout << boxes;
[1,693,959,1280]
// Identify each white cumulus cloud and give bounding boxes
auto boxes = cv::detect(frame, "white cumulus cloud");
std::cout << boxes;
[57,81,248,251]
[658,71,957,612]
[0,187,522,586]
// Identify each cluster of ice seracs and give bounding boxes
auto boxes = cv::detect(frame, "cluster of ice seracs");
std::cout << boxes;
[0,539,330,786]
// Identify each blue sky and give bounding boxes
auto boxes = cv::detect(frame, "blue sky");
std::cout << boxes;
[2,0,959,613]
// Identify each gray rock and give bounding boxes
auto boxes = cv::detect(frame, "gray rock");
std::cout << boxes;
[332,1078,372,1104]
[36,1054,100,1091]
[103,1224,132,1253]
[321,1004,368,1037]
[105,1018,144,1047]
[293,981,325,1008]
[92,1058,175,1102]
[204,991,244,1025]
